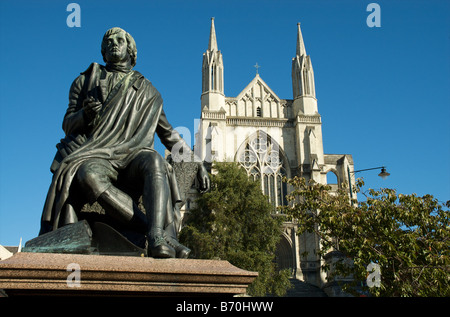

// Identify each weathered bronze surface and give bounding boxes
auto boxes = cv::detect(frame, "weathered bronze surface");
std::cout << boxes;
[35,27,210,258]
[24,220,147,256]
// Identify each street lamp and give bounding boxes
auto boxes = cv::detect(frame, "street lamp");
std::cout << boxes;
[347,166,390,198]
[378,167,390,179]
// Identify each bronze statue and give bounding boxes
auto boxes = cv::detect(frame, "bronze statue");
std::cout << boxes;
[39,27,210,258]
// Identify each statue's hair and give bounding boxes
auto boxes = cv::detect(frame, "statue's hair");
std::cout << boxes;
[101,27,137,67]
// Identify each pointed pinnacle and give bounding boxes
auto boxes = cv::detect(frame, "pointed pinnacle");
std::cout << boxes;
[296,22,307,57]
[208,17,218,51]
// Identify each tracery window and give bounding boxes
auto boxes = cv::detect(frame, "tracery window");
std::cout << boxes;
[237,132,288,209]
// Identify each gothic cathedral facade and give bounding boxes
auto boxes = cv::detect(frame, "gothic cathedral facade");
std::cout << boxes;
[190,18,356,289]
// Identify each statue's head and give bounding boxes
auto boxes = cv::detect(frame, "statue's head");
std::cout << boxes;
[101,27,137,67]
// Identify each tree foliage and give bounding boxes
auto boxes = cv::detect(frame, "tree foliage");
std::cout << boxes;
[179,162,291,296]
[279,176,450,297]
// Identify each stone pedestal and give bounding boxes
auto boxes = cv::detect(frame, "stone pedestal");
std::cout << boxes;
[0,252,257,297]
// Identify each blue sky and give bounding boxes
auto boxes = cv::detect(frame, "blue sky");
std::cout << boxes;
[0,0,449,246]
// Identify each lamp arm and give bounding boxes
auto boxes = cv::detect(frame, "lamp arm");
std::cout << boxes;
[351,166,386,174]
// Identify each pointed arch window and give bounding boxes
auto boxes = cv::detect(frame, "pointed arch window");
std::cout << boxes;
[211,65,215,91]
[237,132,289,209]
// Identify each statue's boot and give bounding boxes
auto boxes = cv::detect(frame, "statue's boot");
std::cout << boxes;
[164,222,191,258]
[144,172,176,258]
[98,186,148,234]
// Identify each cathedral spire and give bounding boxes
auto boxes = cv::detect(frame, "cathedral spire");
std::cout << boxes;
[202,18,225,111]
[296,23,307,57]
[292,23,317,114]
[208,17,218,51]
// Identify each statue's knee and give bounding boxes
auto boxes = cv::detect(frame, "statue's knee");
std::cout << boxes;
[76,161,115,202]
[139,151,166,175]
[77,163,97,188]
[76,161,106,189]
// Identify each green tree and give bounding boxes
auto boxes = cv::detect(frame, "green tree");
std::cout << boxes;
[179,162,291,296]
[279,176,450,297]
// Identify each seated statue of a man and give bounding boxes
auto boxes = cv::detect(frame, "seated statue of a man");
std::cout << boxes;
[39,27,210,258]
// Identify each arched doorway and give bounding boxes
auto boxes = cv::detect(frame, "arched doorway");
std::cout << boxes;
[274,234,294,274]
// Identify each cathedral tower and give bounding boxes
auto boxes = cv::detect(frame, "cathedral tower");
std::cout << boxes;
[197,18,226,163]
[201,17,225,111]
[292,23,317,115]
[292,23,324,183]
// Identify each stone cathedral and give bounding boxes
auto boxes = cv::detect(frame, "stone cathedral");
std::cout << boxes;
[187,18,355,293]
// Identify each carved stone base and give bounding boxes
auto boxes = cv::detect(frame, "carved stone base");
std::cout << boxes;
[0,252,257,297]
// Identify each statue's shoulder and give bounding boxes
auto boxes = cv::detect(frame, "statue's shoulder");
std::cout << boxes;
[80,62,104,76]
[70,63,104,89]
[132,71,158,93]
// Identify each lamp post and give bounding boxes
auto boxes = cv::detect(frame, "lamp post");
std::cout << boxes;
[347,166,390,198]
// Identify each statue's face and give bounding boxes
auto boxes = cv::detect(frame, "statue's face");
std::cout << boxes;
[104,31,129,64]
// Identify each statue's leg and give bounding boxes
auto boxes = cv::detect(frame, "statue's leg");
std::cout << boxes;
[126,151,176,258]
[76,159,147,233]
[58,184,85,228]
[98,186,148,233]
[59,202,79,227]
[164,220,191,258]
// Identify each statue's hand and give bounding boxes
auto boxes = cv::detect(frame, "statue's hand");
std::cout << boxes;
[197,163,210,193]
[82,97,102,120]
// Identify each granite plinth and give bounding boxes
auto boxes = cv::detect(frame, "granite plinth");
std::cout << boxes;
[0,252,257,297]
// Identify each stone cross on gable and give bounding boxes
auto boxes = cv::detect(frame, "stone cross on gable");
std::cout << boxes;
[254,63,261,75]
